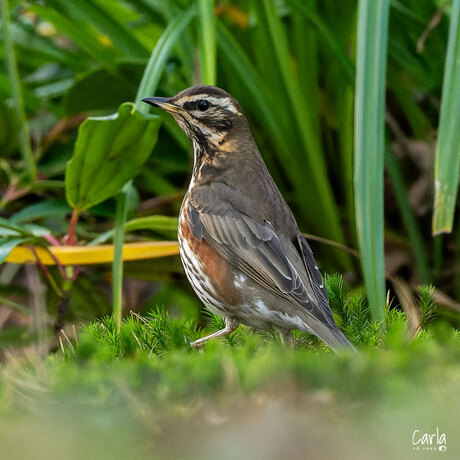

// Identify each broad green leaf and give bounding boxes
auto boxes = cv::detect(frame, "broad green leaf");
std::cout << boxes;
[65,103,161,212]
[432,0,460,235]
[354,0,390,322]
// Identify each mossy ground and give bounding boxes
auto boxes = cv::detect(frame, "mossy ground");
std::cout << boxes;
[0,276,459,459]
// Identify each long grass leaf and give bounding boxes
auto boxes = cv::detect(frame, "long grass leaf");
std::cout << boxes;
[260,0,347,264]
[217,23,310,200]
[354,0,390,321]
[1,0,36,181]
[337,86,356,247]
[432,0,460,234]
[217,24,291,160]
[218,21,348,266]
[289,0,354,83]
[292,14,320,139]
[48,0,148,58]
[135,5,196,113]
[385,149,431,283]
[29,5,115,63]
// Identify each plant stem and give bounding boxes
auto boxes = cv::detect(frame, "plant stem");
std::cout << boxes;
[198,0,216,85]
[112,182,130,333]
[1,0,36,181]
[65,209,80,245]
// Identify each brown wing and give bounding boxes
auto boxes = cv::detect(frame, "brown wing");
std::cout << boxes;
[186,201,336,328]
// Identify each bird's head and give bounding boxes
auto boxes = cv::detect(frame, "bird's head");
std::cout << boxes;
[142,85,246,151]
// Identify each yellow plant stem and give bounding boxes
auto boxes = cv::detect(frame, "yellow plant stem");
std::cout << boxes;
[5,242,180,266]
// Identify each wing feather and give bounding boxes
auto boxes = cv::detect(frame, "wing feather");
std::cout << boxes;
[296,235,332,322]
[187,200,338,327]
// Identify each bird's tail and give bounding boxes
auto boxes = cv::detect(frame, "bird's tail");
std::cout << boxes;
[313,323,357,352]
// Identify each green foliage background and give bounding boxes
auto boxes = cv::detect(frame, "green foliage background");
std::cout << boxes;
[1,0,460,456]
[1,0,460,318]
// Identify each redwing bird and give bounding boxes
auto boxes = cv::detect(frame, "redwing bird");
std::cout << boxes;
[143,86,354,351]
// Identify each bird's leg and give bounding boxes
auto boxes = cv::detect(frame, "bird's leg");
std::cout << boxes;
[279,330,295,348]
[191,317,239,349]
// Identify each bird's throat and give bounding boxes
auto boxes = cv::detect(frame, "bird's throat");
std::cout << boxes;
[191,137,236,187]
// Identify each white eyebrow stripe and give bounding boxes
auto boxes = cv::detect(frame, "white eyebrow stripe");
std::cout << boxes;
[203,96,239,114]
[176,95,241,115]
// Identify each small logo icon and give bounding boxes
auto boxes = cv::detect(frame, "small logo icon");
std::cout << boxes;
[412,427,447,452]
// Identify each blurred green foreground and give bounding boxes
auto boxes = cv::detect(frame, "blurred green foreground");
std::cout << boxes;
[1,278,459,460]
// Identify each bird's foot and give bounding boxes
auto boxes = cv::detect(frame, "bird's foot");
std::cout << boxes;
[190,339,206,350]
[190,317,239,349]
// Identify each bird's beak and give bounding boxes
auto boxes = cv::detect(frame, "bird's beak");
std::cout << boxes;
[141,97,182,114]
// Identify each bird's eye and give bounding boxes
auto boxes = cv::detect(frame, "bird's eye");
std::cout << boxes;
[196,100,210,111]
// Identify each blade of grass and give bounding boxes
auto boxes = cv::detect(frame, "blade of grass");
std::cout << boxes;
[217,23,312,203]
[48,0,148,58]
[13,16,90,71]
[433,234,443,275]
[289,0,354,83]
[248,2,291,127]
[112,183,130,333]
[337,85,357,248]
[135,5,196,113]
[217,23,288,153]
[198,0,216,85]
[291,0,356,248]
[89,215,178,245]
[29,4,116,63]
[385,148,431,283]
[387,39,428,82]
[157,1,196,78]
[1,0,36,181]
[292,13,320,148]
[260,0,348,266]
[354,0,390,322]
[218,22,348,266]
[432,0,460,234]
